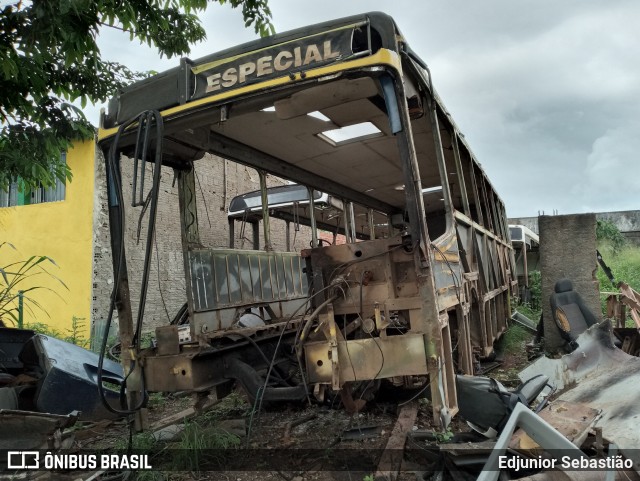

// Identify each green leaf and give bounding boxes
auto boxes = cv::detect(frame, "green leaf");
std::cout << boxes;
[0,0,274,187]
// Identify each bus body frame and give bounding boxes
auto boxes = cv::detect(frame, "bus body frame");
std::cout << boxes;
[98,12,516,425]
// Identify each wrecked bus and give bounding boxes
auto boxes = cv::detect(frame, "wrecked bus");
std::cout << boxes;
[97,12,516,425]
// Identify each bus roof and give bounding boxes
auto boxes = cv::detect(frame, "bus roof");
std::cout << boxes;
[99,11,508,230]
[102,12,398,128]
[509,224,540,247]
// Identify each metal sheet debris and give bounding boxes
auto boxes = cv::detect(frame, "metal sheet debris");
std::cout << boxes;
[509,400,600,451]
[520,320,640,472]
[0,409,78,450]
[0,329,125,422]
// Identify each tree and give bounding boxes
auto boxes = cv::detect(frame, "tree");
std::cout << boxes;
[0,0,274,190]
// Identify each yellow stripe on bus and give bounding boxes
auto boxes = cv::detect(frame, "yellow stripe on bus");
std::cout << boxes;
[98,49,401,142]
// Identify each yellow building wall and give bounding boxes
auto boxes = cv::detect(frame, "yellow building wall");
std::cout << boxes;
[0,140,95,340]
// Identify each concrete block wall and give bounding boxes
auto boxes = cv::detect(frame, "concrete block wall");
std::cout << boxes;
[539,214,601,353]
[91,152,312,337]
[509,210,640,245]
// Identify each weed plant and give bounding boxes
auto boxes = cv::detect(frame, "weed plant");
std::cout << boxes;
[0,242,67,327]
[596,221,640,323]
[500,324,532,355]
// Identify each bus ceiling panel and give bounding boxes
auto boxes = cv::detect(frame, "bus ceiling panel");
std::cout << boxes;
[212,111,335,160]
[304,141,400,178]
[321,102,390,132]
[361,136,403,169]
[210,114,407,206]
[206,132,397,214]
[295,164,404,207]
[273,77,379,120]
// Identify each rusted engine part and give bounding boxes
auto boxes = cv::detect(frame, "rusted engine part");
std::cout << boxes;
[520,320,640,473]
[143,323,306,403]
[0,410,78,450]
[300,236,457,424]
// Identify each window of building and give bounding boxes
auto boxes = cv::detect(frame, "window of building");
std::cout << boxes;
[0,180,18,208]
[0,153,66,207]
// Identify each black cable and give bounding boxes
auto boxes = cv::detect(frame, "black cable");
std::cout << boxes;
[233,332,289,386]
[135,188,152,244]
[133,111,164,346]
[96,110,162,415]
[248,282,341,440]
[170,302,189,326]
[97,135,144,415]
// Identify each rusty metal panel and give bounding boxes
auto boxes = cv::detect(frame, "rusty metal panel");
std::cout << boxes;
[144,351,224,392]
[432,234,463,312]
[473,231,489,291]
[304,334,428,384]
[188,248,308,312]
[0,410,78,450]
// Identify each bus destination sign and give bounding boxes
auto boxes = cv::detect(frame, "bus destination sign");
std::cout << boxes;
[191,27,355,99]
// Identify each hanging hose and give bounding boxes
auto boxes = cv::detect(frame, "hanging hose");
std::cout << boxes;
[97,110,163,415]
[296,295,339,347]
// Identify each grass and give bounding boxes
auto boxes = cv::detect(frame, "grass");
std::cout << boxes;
[24,315,90,347]
[112,393,248,479]
[169,418,242,472]
[596,244,640,324]
[201,391,249,421]
[500,324,532,355]
[515,303,541,323]
[113,431,157,450]
[597,245,640,291]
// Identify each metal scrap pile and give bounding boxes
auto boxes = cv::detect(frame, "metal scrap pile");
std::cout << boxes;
[0,328,124,450]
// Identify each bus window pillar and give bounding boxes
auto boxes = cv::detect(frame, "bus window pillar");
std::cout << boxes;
[178,164,201,247]
[259,171,272,251]
[252,221,260,250]
[307,187,318,247]
[452,133,471,218]
[368,209,376,240]
[348,202,357,242]
[286,221,291,252]
[425,78,454,236]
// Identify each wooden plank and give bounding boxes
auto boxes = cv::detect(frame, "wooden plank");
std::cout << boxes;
[149,395,219,432]
[374,401,418,481]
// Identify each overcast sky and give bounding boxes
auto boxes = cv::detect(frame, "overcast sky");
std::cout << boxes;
[93,0,639,218]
